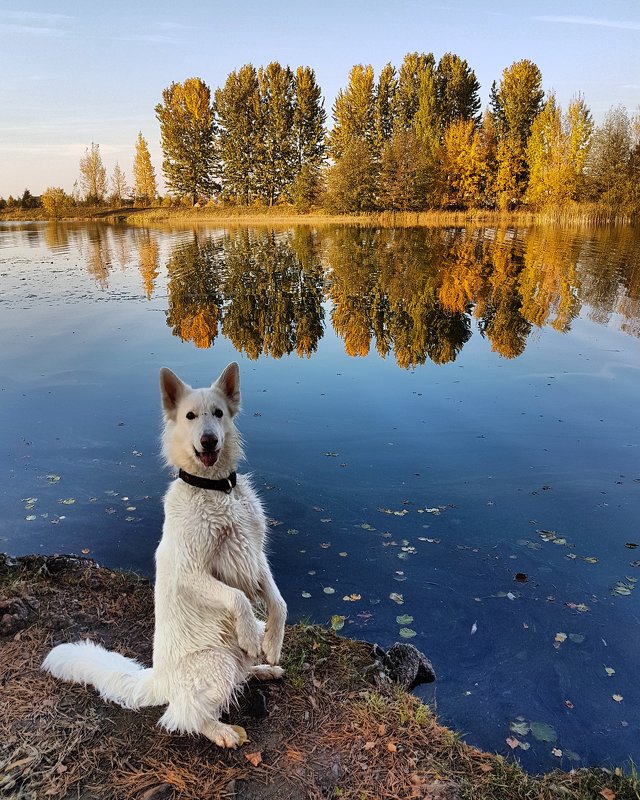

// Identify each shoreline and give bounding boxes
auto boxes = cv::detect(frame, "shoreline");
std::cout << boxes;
[1,203,636,228]
[1,552,637,800]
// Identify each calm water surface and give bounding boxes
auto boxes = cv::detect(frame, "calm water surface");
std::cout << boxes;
[1,220,639,772]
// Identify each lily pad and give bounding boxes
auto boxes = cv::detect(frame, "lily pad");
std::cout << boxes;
[530,721,557,742]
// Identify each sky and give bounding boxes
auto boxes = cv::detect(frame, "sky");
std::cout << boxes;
[1,0,639,197]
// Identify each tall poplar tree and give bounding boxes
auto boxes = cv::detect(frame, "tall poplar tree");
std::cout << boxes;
[491,59,544,207]
[256,62,295,205]
[291,66,326,208]
[436,53,481,127]
[328,64,376,159]
[214,64,261,204]
[156,77,217,204]
[110,162,128,205]
[394,52,435,131]
[79,143,107,203]
[374,63,397,154]
[133,132,157,204]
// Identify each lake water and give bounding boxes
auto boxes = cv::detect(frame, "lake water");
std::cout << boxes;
[1,220,639,772]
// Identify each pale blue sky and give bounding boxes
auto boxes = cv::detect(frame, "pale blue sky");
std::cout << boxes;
[1,0,639,196]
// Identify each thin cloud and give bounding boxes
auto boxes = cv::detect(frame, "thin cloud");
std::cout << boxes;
[533,15,640,31]
[0,10,75,22]
[0,22,69,37]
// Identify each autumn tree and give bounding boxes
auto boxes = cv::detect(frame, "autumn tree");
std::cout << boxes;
[214,64,261,204]
[526,94,593,208]
[79,143,107,203]
[436,52,481,127]
[379,129,434,210]
[585,105,633,207]
[324,138,377,212]
[491,60,544,207]
[133,132,157,204]
[374,63,397,154]
[41,187,73,218]
[110,162,128,205]
[439,118,486,207]
[156,77,217,204]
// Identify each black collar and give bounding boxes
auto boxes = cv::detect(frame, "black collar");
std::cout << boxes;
[178,469,237,493]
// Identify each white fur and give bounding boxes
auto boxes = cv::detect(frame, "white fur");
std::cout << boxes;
[42,363,287,748]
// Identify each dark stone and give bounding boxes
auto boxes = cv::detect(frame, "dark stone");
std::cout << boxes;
[0,597,33,636]
[381,642,436,690]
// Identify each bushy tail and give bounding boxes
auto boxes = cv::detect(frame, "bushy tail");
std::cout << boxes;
[42,640,164,709]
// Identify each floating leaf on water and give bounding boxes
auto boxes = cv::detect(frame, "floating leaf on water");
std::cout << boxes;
[301,591,311,598]
[358,523,376,531]
[554,632,568,644]
[583,556,598,564]
[46,475,61,483]
[330,614,346,631]
[320,542,331,549]
[59,498,75,505]
[506,737,520,749]
[81,548,90,554]
[25,515,36,521]
[396,614,414,625]
[338,552,348,557]
[323,587,335,595]
[397,552,409,560]
[538,530,557,541]
[612,694,623,702]
[267,518,282,527]
[399,627,417,638]
[389,592,404,605]
[553,538,567,546]
[515,573,528,582]
[565,699,574,709]
[378,507,409,516]
[324,452,338,457]
[506,592,516,600]
[625,543,638,549]
[126,506,136,512]
[568,633,585,644]
[320,518,331,523]
[530,721,557,742]
[611,581,633,596]
[470,621,478,635]
[287,528,299,535]
[604,666,616,677]
[308,570,316,576]
[551,748,563,757]
[343,594,361,602]
[509,719,530,736]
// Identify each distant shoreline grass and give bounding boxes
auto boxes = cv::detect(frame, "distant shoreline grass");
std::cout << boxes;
[1,203,636,227]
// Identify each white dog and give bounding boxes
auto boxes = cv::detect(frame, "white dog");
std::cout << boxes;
[43,363,287,747]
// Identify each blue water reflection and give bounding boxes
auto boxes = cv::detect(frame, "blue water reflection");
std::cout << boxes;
[1,220,639,772]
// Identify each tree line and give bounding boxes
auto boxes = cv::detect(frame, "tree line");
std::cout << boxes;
[2,52,639,217]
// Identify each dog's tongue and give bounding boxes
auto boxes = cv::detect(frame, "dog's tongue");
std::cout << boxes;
[198,451,218,468]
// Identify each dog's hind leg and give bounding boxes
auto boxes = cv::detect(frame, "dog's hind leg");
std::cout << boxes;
[158,648,248,748]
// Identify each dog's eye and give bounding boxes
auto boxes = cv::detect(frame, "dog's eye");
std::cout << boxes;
[214,408,223,418]
[186,411,196,420]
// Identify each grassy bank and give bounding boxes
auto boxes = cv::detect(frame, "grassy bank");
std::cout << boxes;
[1,553,638,800]
[1,203,636,228]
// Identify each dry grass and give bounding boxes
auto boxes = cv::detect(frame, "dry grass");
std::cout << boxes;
[1,554,638,800]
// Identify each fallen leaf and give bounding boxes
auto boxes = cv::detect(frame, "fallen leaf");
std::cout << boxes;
[479,763,493,773]
[470,621,478,635]
[396,614,414,625]
[363,741,376,750]
[378,724,387,736]
[551,748,563,757]
[509,720,530,736]
[604,666,616,677]
[389,592,404,605]
[399,628,417,638]
[506,737,520,749]
[59,498,75,505]
[386,742,397,753]
[330,615,345,631]
[600,790,616,800]
[565,700,574,709]
[554,632,567,644]
[568,633,585,644]
[323,587,335,595]
[301,591,311,598]
[81,548,90,555]
[612,694,623,702]
[244,751,262,766]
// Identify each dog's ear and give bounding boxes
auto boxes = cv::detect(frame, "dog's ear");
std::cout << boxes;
[160,368,188,420]
[213,362,240,416]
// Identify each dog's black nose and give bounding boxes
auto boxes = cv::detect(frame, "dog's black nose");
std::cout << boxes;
[200,434,218,452]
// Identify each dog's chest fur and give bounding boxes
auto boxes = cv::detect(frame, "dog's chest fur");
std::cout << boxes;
[164,478,265,599]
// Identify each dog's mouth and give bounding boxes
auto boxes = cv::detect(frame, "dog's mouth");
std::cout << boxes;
[195,448,218,468]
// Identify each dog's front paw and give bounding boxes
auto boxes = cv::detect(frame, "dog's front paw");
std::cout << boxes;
[262,623,284,666]
[237,620,261,659]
